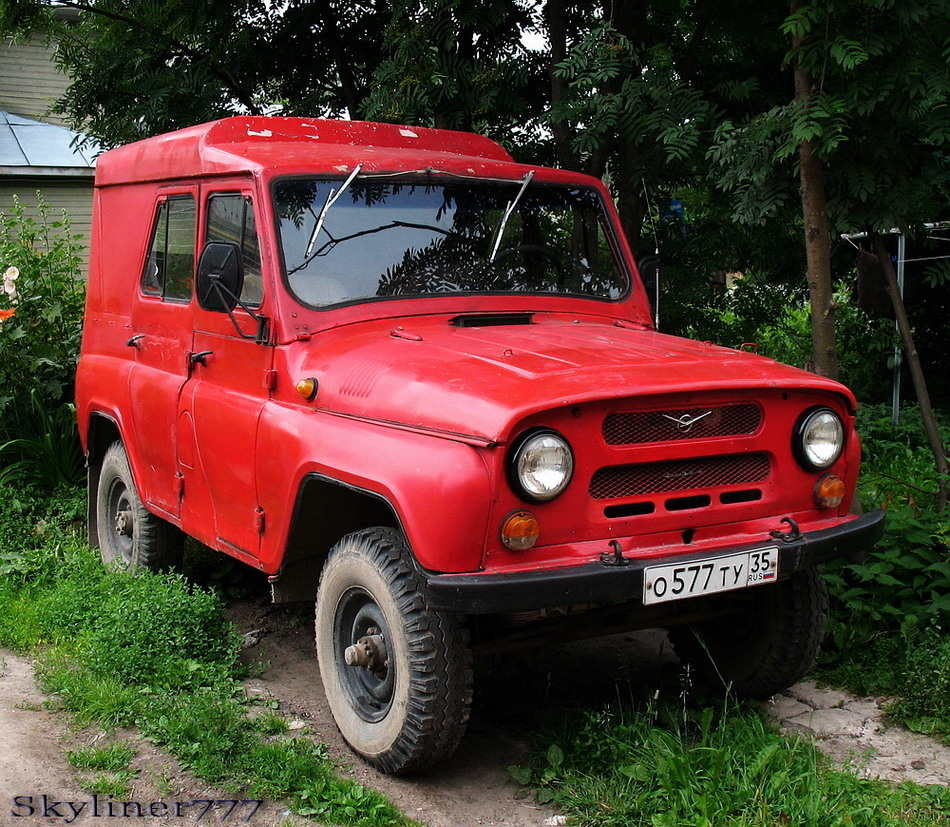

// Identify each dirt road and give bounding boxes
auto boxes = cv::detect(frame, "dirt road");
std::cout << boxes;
[2,598,949,827]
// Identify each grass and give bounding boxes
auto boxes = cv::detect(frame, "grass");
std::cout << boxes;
[509,694,950,827]
[66,744,139,800]
[67,742,137,771]
[0,484,412,827]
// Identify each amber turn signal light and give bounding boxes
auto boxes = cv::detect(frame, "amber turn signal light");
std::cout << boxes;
[501,510,540,551]
[295,377,318,401]
[814,473,846,509]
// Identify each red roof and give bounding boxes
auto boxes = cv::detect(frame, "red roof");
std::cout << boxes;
[94,116,522,186]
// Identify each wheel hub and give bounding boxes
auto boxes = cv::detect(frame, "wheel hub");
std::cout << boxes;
[344,627,388,677]
[114,508,134,537]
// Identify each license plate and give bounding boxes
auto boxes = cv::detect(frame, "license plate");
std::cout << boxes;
[642,547,778,605]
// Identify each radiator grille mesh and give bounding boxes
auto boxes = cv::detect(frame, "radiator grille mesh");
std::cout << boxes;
[603,404,761,444]
[589,453,771,500]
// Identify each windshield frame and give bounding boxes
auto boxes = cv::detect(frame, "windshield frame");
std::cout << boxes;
[270,172,632,311]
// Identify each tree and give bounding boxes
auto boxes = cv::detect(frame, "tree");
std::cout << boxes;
[3,0,391,148]
[786,1,950,506]
[362,0,541,136]
[10,0,950,412]
[701,3,950,501]
[791,0,838,380]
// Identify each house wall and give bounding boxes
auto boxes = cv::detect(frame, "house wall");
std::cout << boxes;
[0,35,70,125]
[0,179,93,263]
[0,35,93,270]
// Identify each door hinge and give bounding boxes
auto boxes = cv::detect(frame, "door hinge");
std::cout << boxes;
[262,369,278,390]
[254,506,266,535]
[175,472,184,500]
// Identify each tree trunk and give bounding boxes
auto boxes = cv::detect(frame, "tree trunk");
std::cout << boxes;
[792,4,838,380]
[544,0,581,172]
[870,233,949,511]
[314,0,363,118]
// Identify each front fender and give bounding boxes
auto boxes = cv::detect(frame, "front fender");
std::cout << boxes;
[255,403,494,574]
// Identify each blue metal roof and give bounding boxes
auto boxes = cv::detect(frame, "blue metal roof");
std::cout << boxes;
[0,111,97,173]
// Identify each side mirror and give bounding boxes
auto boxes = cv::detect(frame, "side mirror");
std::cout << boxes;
[196,242,245,312]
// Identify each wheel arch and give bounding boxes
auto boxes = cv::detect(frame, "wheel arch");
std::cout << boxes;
[83,412,124,549]
[270,473,401,603]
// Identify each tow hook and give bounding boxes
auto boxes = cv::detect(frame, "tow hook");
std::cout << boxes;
[600,539,629,567]
[770,517,803,543]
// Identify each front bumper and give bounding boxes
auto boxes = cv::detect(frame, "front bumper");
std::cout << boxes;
[424,508,886,614]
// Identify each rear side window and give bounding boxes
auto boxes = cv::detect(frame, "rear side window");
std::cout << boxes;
[142,195,197,301]
[206,194,264,306]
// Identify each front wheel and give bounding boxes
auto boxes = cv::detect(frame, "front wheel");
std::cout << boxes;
[666,568,829,698]
[96,441,184,571]
[315,527,473,773]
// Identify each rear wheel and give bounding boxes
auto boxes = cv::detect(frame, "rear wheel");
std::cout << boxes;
[666,568,828,698]
[96,441,184,571]
[315,527,473,773]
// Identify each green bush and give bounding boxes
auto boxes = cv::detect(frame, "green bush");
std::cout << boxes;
[663,275,894,405]
[824,403,950,649]
[0,390,85,490]
[818,403,950,738]
[0,194,85,491]
[889,623,950,739]
[0,483,410,827]
[0,193,85,431]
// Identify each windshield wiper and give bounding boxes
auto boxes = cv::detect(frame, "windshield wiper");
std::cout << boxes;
[488,170,535,262]
[305,163,363,257]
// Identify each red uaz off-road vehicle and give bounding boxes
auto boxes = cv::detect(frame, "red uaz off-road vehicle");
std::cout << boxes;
[76,117,884,773]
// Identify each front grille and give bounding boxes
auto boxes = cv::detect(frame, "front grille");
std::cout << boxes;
[589,453,771,499]
[603,404,761,444]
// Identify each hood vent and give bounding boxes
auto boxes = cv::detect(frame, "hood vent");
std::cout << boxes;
[451,313,534,328]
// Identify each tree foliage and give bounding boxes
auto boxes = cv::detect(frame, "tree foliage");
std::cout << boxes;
[363,0,541,136]
[9,0,950,391]
[5,0,392,147]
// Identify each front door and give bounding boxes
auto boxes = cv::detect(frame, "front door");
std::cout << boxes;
[177,189,272,561]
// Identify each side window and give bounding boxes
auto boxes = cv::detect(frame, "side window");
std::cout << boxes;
[142,195,197,301]
[206,194,264,306]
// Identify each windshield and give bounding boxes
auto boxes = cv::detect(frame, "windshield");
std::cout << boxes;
[273,177,628,307]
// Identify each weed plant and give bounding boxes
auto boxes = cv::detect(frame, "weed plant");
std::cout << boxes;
[0,194,86,490]
[0,194,84,428]
[817,403,950,740]
[510,694,950,827]
[0,484,411,827]
[0,389,85,490]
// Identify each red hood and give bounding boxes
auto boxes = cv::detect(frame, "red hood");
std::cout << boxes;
[294,314,854,444]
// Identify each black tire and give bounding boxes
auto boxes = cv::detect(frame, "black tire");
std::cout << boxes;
[666,568,829,698]
[96,441,184,571]
[315,527,473,773]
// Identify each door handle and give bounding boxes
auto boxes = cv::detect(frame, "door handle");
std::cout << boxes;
[126,334,145,348]
[190,350,213,366]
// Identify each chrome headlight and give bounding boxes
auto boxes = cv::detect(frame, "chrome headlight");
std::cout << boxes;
[509,430,574,502]
[794,408,845,471]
